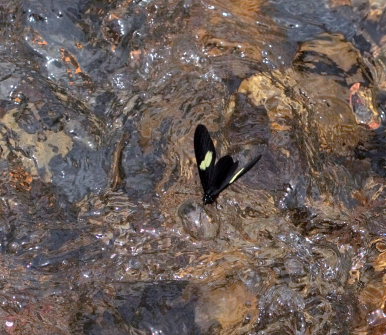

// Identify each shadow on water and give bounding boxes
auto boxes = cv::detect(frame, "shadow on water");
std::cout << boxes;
[0,0,385,334]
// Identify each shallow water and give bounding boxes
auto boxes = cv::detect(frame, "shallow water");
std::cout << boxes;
[0,0,385,334]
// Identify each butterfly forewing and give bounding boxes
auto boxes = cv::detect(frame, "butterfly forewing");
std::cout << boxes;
[194,124,216,193]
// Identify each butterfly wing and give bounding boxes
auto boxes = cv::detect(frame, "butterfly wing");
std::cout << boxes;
[211,154,262,198]
[194,124,216,193]
[227,154,262,185]
[194,123,262,204]
[210,155,239,197]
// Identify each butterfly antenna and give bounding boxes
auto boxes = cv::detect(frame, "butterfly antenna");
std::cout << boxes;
[174,191,198,196]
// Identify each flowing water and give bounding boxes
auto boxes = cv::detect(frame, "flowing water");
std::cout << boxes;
[0,0,385,334]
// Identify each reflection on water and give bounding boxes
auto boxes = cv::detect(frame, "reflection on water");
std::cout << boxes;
[0,0,385,334]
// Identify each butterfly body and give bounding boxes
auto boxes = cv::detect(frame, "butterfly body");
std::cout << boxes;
[194,124,261,205]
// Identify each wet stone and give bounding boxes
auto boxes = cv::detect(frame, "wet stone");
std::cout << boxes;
[178,200,219,240]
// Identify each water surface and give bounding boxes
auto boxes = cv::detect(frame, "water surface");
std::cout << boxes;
[0,0,385,334]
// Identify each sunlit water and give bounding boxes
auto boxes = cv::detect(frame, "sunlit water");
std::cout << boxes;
[0,0,385,334]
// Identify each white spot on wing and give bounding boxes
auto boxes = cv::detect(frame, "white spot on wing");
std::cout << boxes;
[199,151,213,170]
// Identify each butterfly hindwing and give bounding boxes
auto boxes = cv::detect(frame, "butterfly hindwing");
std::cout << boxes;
[210,155,239,197]
[210,154,262,198]
[194,124,216,193]
[227,154,262,185]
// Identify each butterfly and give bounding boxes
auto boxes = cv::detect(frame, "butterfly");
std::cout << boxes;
[194,124,261,205]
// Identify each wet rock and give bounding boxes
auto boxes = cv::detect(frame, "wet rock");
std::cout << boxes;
[79,281,200,335]
[0,0,385,334]
[350,82,381,129]
[49,142,110,203]
[194,282,259,333]
[178,200,219,240]
[259,285,305,320]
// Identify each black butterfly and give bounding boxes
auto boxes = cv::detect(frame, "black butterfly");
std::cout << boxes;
[194,124,261,204]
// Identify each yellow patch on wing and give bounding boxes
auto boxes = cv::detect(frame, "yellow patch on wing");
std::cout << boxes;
[229,168,244,184]
[199,151,213,170]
